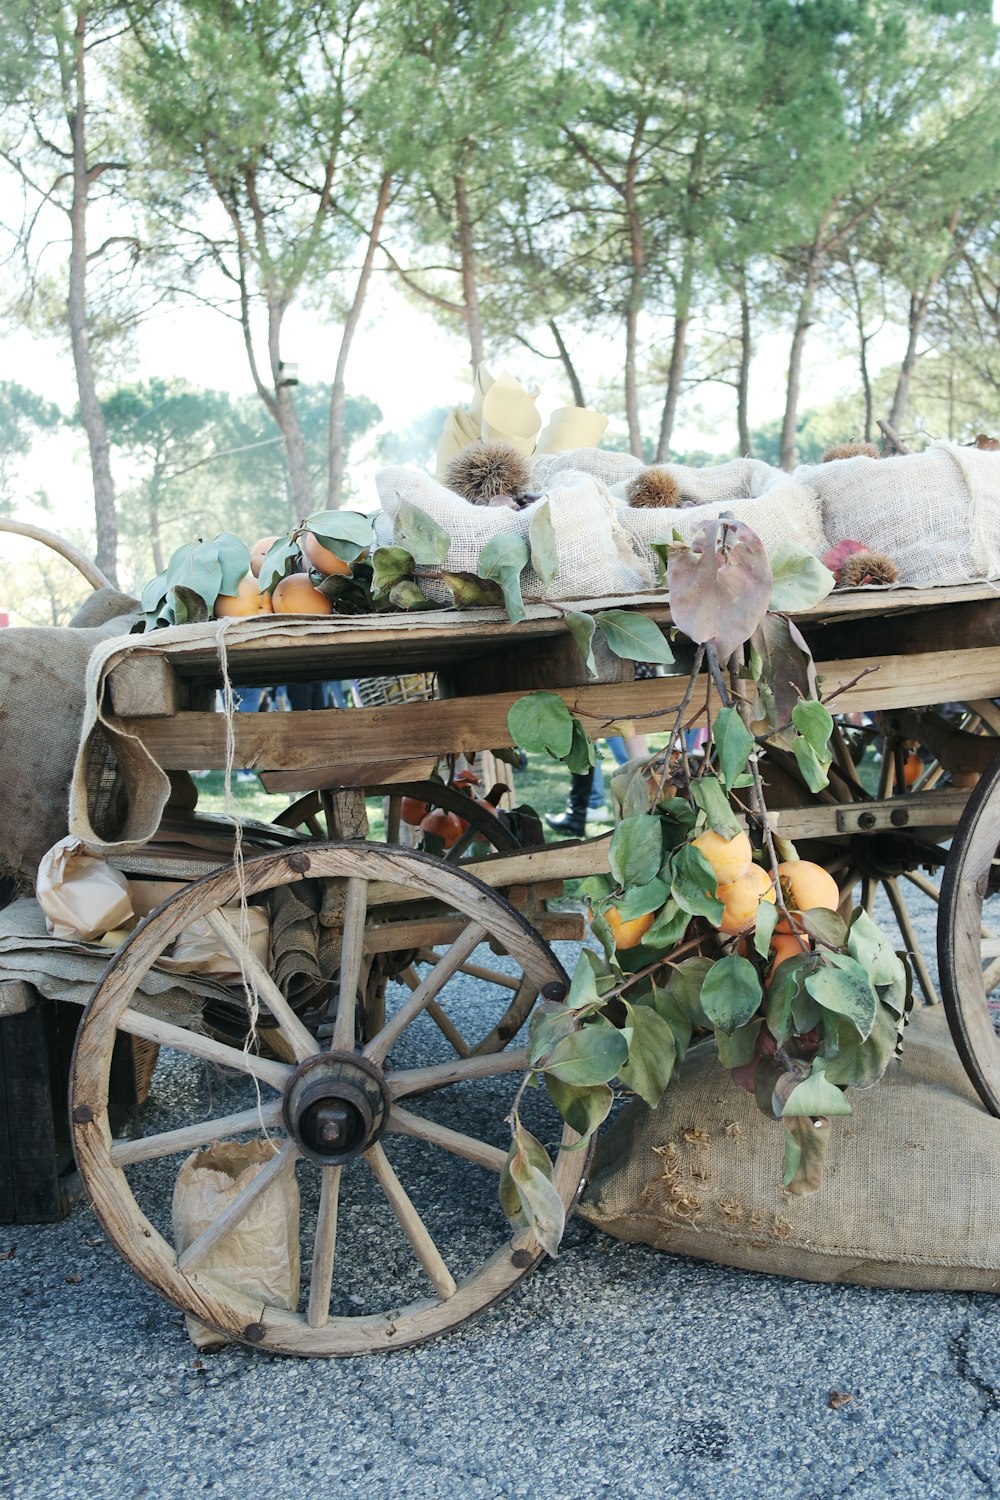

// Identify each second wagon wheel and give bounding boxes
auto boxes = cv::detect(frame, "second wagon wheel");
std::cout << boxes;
[71,844,585,1357]
[938,748,1000,1116]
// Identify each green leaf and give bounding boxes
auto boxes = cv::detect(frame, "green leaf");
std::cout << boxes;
[783,1116,833,1194]
[541,1015,630,1086]
[749,613,817,730]
[140,569,168,614]
[792,700,834,761]
[544,1075,613,1139]
[800,907,848,948]
[440,571,506,608]
[388,580,437,611]
[715,1018,762,1068]
[765,953,818,1046]
[303,509,374,564]
[657,798,698,848]
[753,897,780,958]
[614,876,670,923]
[566,948,615,1010]
[661,956,715,1032]
[164,539,223,610]
[780,1060,853,1117]
[670,843,725,923]
[507,692,575,759]
[210,533,251,596]
[528,500,558,587]
[618,1001,677,1107]
[847,909,908,994]
[595,609,674,664]
[393,500,451,565]
[478,533,530,624]
[501,1121,564,1257]
[640,899,691,950]
[713,706,754,791]
[564,611,598,677]
[805,954,878,1041]
[257,537,300,595]
[768,541,835,613]
[168,584,210,626]
[700,955,763,1034]
[564,718,597,775]
[609,814,664,889]
[529,1007,582,1066]
[371,546,415,596]
[610,758,652,820]
[791,732,830,793]
[689,775,742,838]
[822,1004,902,1088]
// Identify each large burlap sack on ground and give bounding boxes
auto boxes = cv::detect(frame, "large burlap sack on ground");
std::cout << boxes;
[374,464,653,601]
[173,1139,301,1349]
[0,590,139,885]
[797,441,1000,585]
[579,1007,999,1292]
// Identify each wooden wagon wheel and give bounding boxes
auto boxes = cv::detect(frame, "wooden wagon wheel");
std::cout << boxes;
[71,844,584,1357]
[937,747,1000,1116]
[274,781,541,1057]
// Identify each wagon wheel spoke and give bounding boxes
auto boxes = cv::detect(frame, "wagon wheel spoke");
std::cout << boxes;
[365,1141,457,1300]
[415,948,521,993]
[118,1007,290,1091]
[424,1000,472,1057]
[331,876,368,1051]
[389,1047,530,1100]
[177,1140,298,1273]
[306,1166,342,1329]
[204,909,317,1063]
[386,1105,508,1173]
[363,921,486,1066]
[882,876,940,1006]
[110,1101,284,1168]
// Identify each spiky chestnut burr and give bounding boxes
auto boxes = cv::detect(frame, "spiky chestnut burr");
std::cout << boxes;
[625,467,681,508]
[444,440,532,504]
[837,550,899,587]
[821,440,881,462]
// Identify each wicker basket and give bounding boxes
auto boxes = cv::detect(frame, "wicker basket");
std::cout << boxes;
[353,672,436,707]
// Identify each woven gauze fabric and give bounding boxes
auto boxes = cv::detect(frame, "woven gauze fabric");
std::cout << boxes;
[374,465,652,601]
[797,442,1000,585]
[578,1007,999,1293]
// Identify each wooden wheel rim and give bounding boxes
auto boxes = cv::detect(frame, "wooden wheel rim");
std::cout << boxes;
[938,750,1000,1116]
[71,843,583,1357]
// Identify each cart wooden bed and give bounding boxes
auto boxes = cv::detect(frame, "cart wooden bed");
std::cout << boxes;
[60,580,1000,1355]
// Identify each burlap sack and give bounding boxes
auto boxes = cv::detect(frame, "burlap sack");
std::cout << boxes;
[0,589,138,885]
[797,441,1000,585]
[172,1138,301,1349]
[373,464,653,602]
[530,449,830,569]
[579,1007,999,1292]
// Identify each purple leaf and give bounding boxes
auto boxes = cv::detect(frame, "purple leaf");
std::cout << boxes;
[667,518,772,662]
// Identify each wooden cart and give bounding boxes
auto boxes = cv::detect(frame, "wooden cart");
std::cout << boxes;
[58,582,1000,1355]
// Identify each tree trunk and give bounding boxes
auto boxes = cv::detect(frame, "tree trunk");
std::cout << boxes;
[455,174,483,375]
[328,173,392,509]
[779,225,829,470]
[67,7,118,585]
[888,203,962,434]
[655,252,693,460]
[265,297,312,521]
[548,320,585,407]
[736,281,751,456]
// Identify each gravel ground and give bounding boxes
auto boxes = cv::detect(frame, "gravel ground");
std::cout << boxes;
[1,894,997,1500]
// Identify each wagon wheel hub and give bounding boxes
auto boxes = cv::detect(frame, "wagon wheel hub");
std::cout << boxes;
[282,1052,390,1166]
